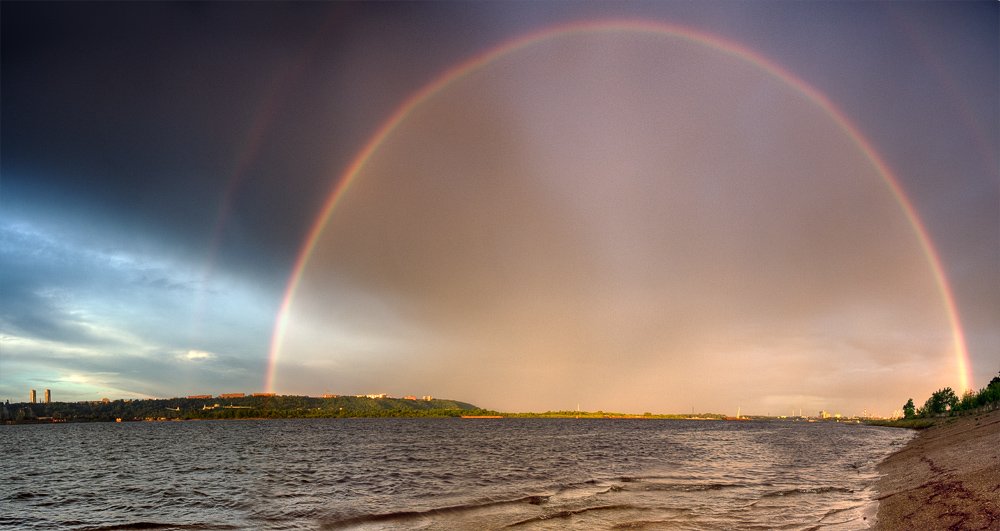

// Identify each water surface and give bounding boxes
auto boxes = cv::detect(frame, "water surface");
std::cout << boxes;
[0,418,912,530]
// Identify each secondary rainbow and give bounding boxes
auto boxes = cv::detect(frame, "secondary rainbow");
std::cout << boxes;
[265,19,972,395]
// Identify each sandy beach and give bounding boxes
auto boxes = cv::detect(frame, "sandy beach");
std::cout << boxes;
[874,408,1000,530]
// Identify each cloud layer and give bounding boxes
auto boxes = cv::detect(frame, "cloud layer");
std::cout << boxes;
[2,3,995,414]
[0,217,274,401]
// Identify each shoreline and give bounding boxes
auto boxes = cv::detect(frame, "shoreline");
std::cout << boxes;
[873,408,1000,530]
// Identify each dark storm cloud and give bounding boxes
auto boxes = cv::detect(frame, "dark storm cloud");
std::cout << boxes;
[1,2,531,281]
[2,2,340,281]
[1,1,996,409]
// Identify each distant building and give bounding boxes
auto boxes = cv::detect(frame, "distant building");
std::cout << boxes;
[29,389,36,404]
[187,395,212,399]
[219,393,245,399]
[403,396,417,400]
[252,393,276,397]
[44,389,51,404]
[321,394,339,399]
[422,396,433,401]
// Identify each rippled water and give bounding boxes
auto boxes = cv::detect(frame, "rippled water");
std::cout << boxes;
[0,418,912,530]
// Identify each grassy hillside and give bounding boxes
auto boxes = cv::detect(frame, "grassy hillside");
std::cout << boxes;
[2,395,483,422]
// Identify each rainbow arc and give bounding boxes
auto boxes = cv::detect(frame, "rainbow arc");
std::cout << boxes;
[265,20,972,395]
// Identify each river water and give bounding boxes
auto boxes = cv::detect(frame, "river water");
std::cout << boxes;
[0,418,912,530]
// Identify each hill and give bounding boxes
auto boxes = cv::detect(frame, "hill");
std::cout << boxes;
[1,395,484,422]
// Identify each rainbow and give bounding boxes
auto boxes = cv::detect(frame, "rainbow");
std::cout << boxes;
[265,19,972,394]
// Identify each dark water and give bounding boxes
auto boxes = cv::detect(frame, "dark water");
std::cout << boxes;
[1,418,912,530]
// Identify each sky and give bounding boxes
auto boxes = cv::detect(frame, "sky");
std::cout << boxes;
[1,2,996,417]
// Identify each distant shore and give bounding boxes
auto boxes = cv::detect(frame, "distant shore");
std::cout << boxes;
[874,407,1000,530]
[0,395,484,423]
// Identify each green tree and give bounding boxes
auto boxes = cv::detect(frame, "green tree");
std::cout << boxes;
[976,371,1000,408]
[922,387,959,416]
[902,398,916,419]
[957,390,977,411]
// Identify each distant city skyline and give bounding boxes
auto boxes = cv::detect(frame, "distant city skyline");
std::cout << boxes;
[1,2,996,416]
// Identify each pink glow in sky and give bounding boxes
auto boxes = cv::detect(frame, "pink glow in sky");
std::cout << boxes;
[274,30,960,416]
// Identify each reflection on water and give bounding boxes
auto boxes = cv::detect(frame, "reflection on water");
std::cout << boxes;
[0,418,911,530]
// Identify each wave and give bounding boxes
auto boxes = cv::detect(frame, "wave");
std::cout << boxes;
[7,491,42,500]
[319,494,553,529]
[80,523,240,531]
[760,486,854,498]
[505,504,636,528]
[616,479,745,493]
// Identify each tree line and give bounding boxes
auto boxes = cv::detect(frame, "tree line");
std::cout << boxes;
[1,395,482,423]
[902,370,1000,419]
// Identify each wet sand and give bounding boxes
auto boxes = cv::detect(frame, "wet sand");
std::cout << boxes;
[874,408,1000,530]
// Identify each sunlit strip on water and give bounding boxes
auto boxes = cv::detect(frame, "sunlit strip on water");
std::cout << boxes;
[266,19,972,395]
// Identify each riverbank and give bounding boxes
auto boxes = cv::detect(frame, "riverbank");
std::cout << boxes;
[874,407,1000,530]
